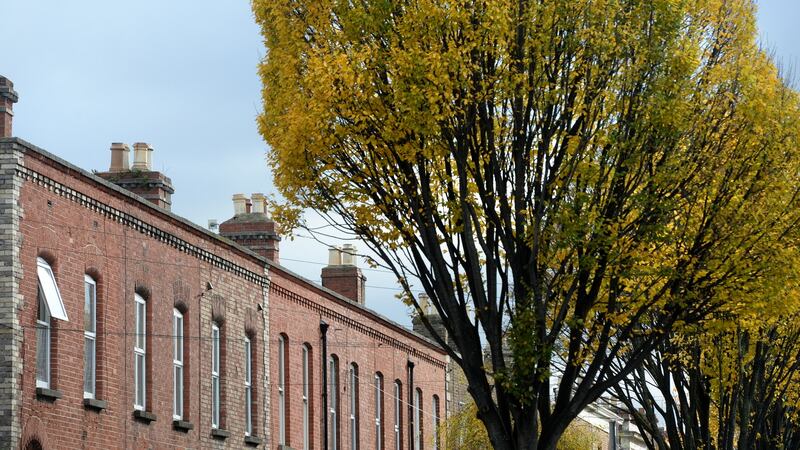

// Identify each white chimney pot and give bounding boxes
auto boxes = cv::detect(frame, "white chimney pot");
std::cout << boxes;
[328,246,342,266]
[232,194,248,216]
[131,142,153,170]
[251,193,267,215]
[419,293,431,315]
[341,244,357,266]
[109,142,130,172]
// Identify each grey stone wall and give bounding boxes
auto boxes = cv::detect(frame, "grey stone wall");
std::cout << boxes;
[0,140,24,449]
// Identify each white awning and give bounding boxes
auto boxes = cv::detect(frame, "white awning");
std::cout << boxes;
[37,258,68,321]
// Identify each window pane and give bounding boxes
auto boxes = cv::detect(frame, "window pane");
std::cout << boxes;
[174,314,183,363]
[84,278,95,333]
[36,318,49,387]
[212,376,220,427]
[433,396,440,450]
[414,389,422,450]
[245,385,252,435]
[174,365,183,418]
[244,338,251,383]
[38,285,49,322]
[36,258,68,321]
[212,326,219,374]
[135,301,145,350]
[303,346,309,450]
[84,336,95,396]
[135,353,145,408]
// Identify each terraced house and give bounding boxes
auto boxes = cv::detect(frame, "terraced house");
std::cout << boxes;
[0,76,448,450]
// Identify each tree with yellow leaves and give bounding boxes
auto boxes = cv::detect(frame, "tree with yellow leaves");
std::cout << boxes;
[253,0,800,448]
[442,403,603,450]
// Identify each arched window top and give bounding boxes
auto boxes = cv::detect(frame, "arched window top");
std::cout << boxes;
[134,284,151,301]
[84,268,100,283]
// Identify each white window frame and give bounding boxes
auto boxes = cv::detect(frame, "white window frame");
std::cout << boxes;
[375,373,383,450]
[394,381,402,450]
[173,309,184,420]
[36,283,51,389]
[414,388,422,450]
[330,355,339,450]
[302,344,310,450]
[84,275,97,399]
[349,363,359,450]
[244,335,253,436]
[278,335,286,444]
[211,323,221,428]
[134,294,146,411]
[36,257,68,321]
[432,395,440,450]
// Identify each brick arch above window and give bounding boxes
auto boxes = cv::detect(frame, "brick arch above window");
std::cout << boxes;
[210,294,226,326]
[244,307,260,337]
[84,267,102,283]
[174,297,189,314]
[36,250,57,268]
[134,283,151,301]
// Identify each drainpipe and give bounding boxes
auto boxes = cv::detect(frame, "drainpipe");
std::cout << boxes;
[321,321,329,450]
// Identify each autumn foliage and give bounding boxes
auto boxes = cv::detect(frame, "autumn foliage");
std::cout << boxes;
[253,0,800,448]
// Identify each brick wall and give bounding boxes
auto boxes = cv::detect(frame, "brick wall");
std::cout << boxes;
[8,139,269,449]
[1,137,448,450]
[269,268,447,450]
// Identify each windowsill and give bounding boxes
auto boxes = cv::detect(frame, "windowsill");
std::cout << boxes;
[210,428,230,439]
[246,435,264,446]
[173,419,194,432]
[36,387,62,402]
[83,398,107,411]
[133,409,157,423]
[276,444,295,450]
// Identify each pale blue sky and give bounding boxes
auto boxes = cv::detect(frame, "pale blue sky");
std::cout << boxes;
[2,1,798,327]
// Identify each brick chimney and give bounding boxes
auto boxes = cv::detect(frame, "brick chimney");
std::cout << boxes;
[219,193,281,263]
[321,244,366,305]
[0,77,19,138]
[97,142,175,210]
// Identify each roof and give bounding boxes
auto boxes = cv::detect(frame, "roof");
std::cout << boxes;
[0,136,446,355]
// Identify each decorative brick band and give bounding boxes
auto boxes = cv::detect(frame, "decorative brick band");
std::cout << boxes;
[13,160,443,371]
[16,166,270,288]
[270,283,446,369]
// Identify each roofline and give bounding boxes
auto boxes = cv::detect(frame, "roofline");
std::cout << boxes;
[268,262,446,354]
[1,136,445,355]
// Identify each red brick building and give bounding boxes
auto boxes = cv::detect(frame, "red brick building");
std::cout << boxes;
[0,76,448,450]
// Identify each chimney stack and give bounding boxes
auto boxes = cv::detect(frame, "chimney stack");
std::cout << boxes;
[412,291,452,347]
[219,192,281,263]
[109,143,130,172]
[97,142,174,210]
[0,77,19,138]
[321,244,366,305]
